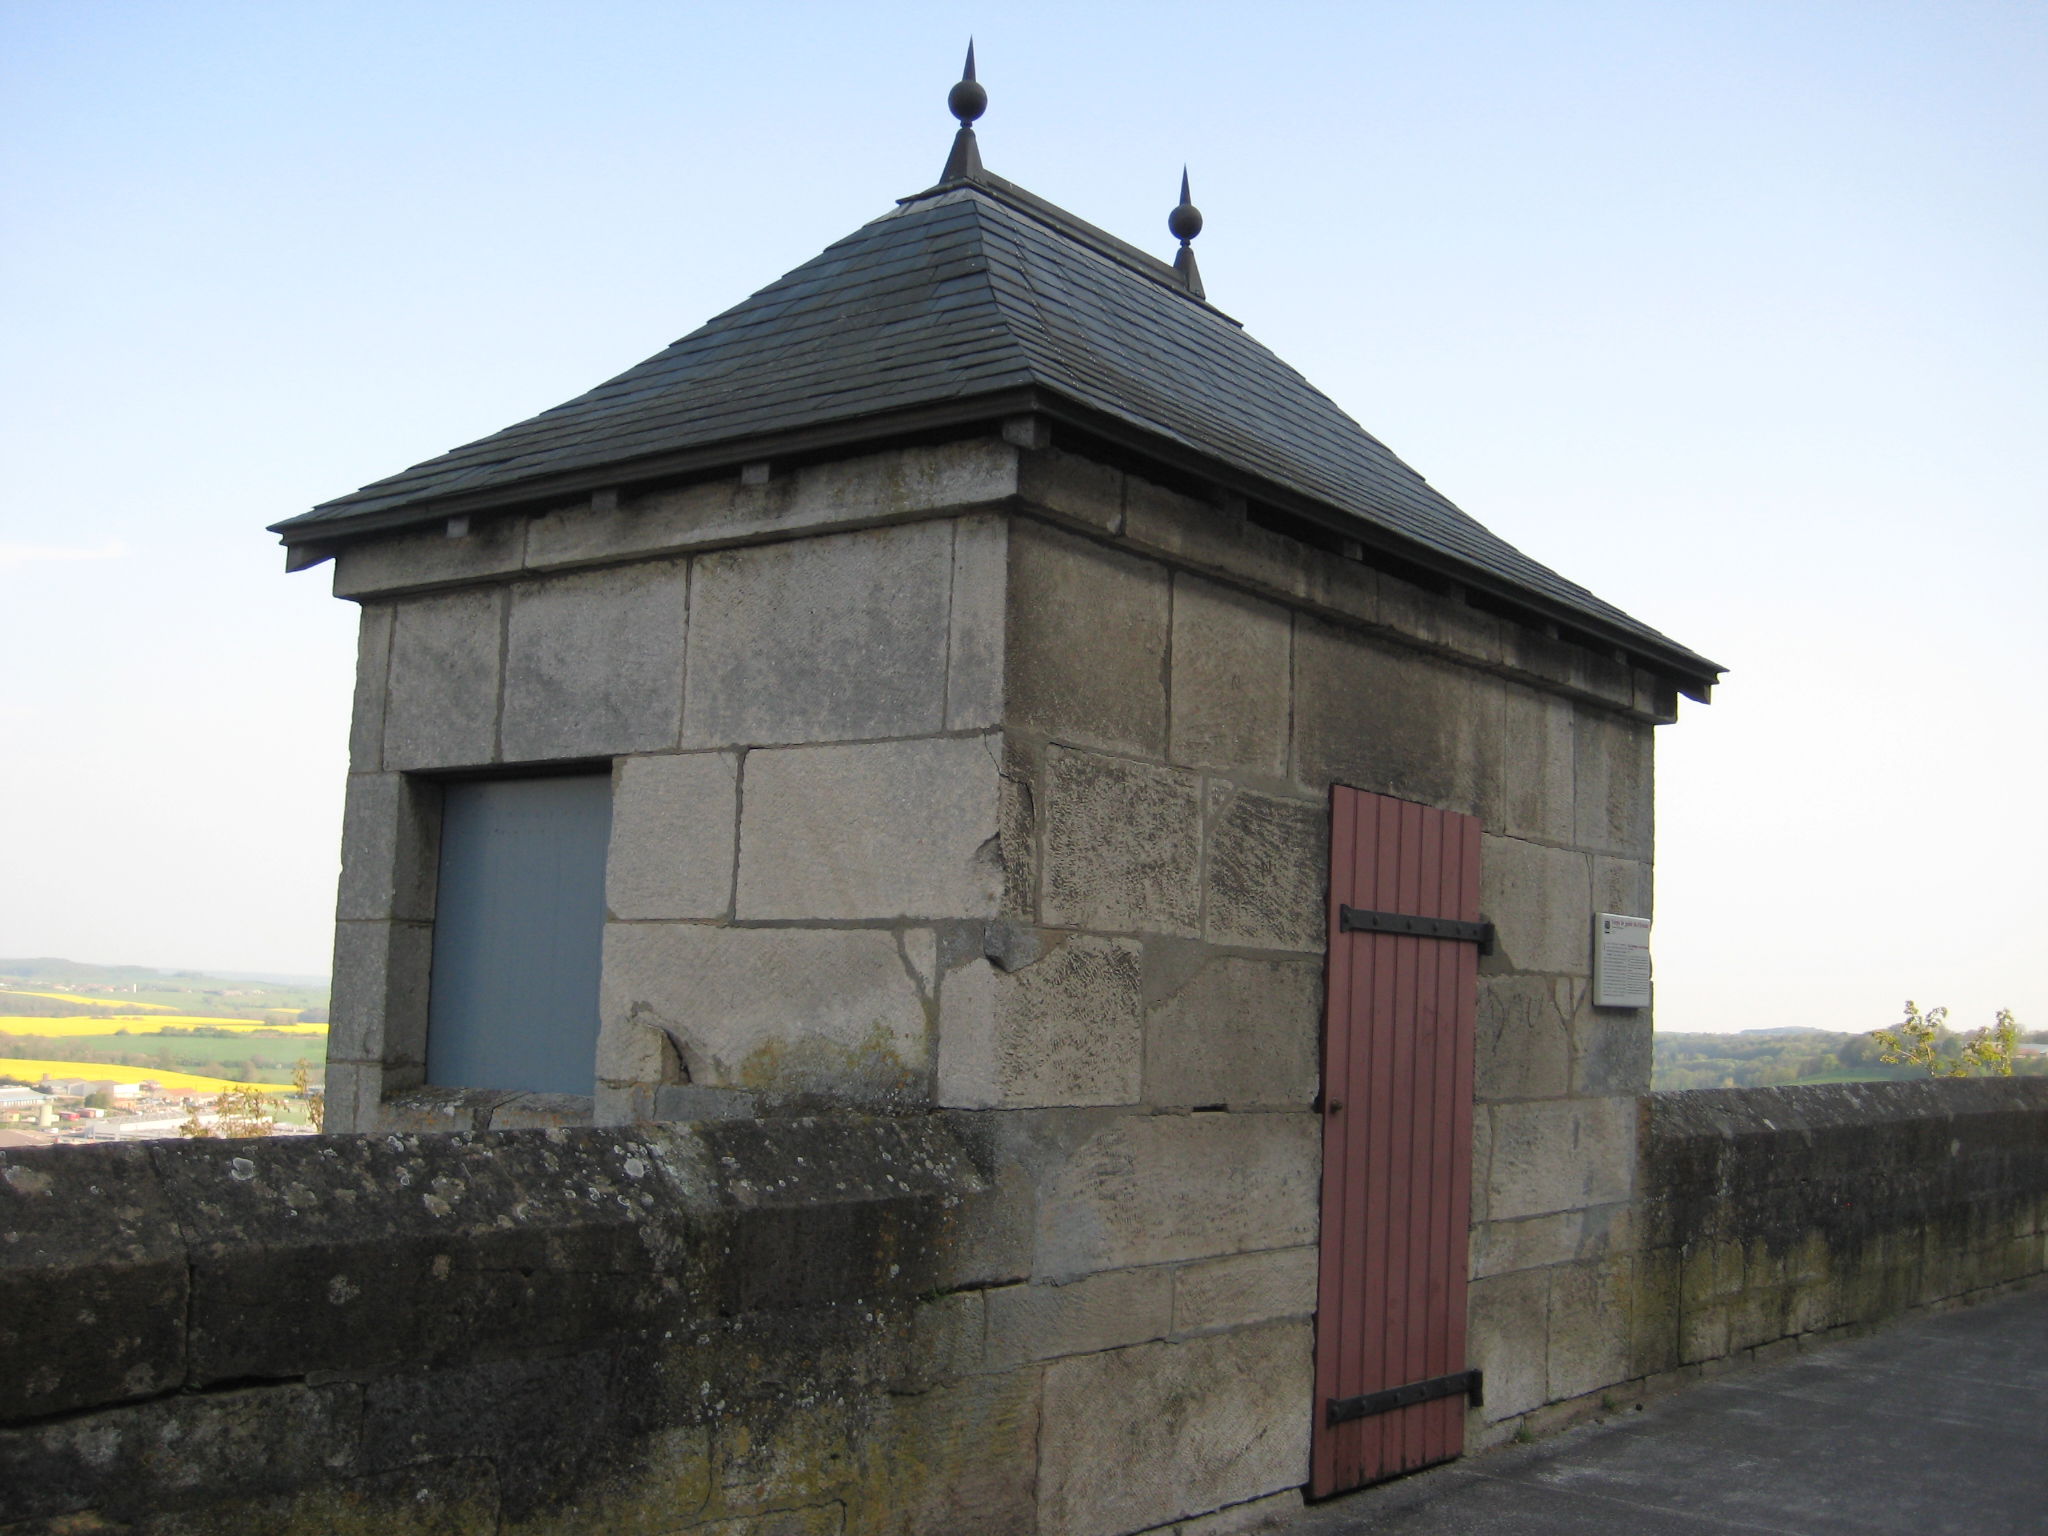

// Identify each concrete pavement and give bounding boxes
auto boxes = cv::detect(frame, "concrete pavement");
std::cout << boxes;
[1288,1283,2048,1536]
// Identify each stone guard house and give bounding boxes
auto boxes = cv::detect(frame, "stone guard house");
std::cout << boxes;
[272,76,1720,1535]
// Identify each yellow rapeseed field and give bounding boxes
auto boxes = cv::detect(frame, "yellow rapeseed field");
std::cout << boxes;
[0,989,182,1012]
[0,1015,328,1038]
[0,1059,295,1094]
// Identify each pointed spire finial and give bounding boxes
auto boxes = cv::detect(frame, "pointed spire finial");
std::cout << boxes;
[1168,167,1205,299]
[941,40,987,183]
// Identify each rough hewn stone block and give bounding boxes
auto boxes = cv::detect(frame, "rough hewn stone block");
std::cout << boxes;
[1481,834,1592,976]
[681,522,952,748]
[349,602,393,772]
[1170,574,1291,777]
[606,752,739,920]
[1474,974,1574,1102]
[333,513,527,598]
[1145,952,1319,1109]
[1036,1114,1319,1281]
[1204,785,1324,953]
[601,924,930,1105]
[737,736,1002,920]
[1007,521,1169,757]
[1486,1097,1637,1221]
[329,919,433,1066]
[1466,1266,1549,1420]
[1037,1321,1312,1536]
[935,936,1143,1109]
[1291,615,1499,822]
[1041,748,1201,936]
[984,1268,1172,1368]
[1574,709,1654,857]
[947,513,1007,731]
[1502,687,1575,844]
[1172,1246,1319,1334]
[501,560,688,761]
[383,587,504,770]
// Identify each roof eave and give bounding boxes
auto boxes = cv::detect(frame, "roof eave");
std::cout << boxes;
[274,382,1721,700]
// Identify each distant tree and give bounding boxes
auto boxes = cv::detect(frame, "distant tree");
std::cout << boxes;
[1873,1001,2021,1078]
[83,1090,114,1110]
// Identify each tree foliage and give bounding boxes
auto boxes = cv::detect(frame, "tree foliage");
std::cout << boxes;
[1872,1001,2022,1079]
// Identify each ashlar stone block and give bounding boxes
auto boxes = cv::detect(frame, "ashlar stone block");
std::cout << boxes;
[331,513,526,598]
[983,1267,1172,1369]
[600,924,930,1105]
[1574,709,1655,857]
[1502,687,1575,844]
[1170,573,1291,777]
[501,559,688,761]
[348,602,392,772]
[1481,834,1592,977]
[606,751,739,920]
[328,919,433,1067]
[1204,785,1325,953]
[523,440,1018,569]
[737,735,1001,920]
[1473,974,1574,1102]
[1485,1097,1637,1221]
[1036,1113,1319,1282]
[1041,748,1201,937]
[1548,1256,1636,1401]
[1145,953,1319,1109]
[935,935,1142,1109]
[1037,1321,1312,1536]
[336,772,440,923]
[1465,1266,1549,1420]
[1006,520,1169,757]
[947,513,1007,731]
[1573,1008,1654,1097]
[1172,1245,1319,1333]
[681,521,952,747]
[1291,615,1500,822]
[382,587,504,771]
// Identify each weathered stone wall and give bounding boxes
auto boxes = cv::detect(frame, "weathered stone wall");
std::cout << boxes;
[1633,1081,2048,1375]
[1,1117,1055,1535]
[989,450,1663,1456]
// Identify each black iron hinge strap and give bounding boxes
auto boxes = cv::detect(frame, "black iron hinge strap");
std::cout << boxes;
[1339,905,1495,954]
[1327,1368,1484,1426]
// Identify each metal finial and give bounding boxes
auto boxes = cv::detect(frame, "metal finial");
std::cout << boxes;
[1169,167,1205,299]
[941,40,986,182]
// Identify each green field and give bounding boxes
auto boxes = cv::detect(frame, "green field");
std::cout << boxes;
[0,957,328,1023]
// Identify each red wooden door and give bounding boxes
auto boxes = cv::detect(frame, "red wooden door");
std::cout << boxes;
[1310,786,1483,1498]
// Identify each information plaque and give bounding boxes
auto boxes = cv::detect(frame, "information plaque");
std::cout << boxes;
[1592,913,1652,1009]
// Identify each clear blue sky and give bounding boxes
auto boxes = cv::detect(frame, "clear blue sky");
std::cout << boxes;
[2,2,2041,1032]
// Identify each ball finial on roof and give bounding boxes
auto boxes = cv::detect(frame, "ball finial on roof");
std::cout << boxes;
[940,41,987,183]
[1169,168,1206,299]
[949,40,987,125]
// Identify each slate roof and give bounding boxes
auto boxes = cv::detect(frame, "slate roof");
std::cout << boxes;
[277,170,1719,689]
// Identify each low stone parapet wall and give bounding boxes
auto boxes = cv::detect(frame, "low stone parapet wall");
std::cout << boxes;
[1635,1079,2048,1382]
[0,1116,1033,1534]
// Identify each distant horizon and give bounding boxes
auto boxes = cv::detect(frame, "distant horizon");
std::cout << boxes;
[4,5,2040,1035]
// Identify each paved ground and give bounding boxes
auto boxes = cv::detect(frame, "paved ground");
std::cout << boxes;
[1289,1284,2048,1536]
